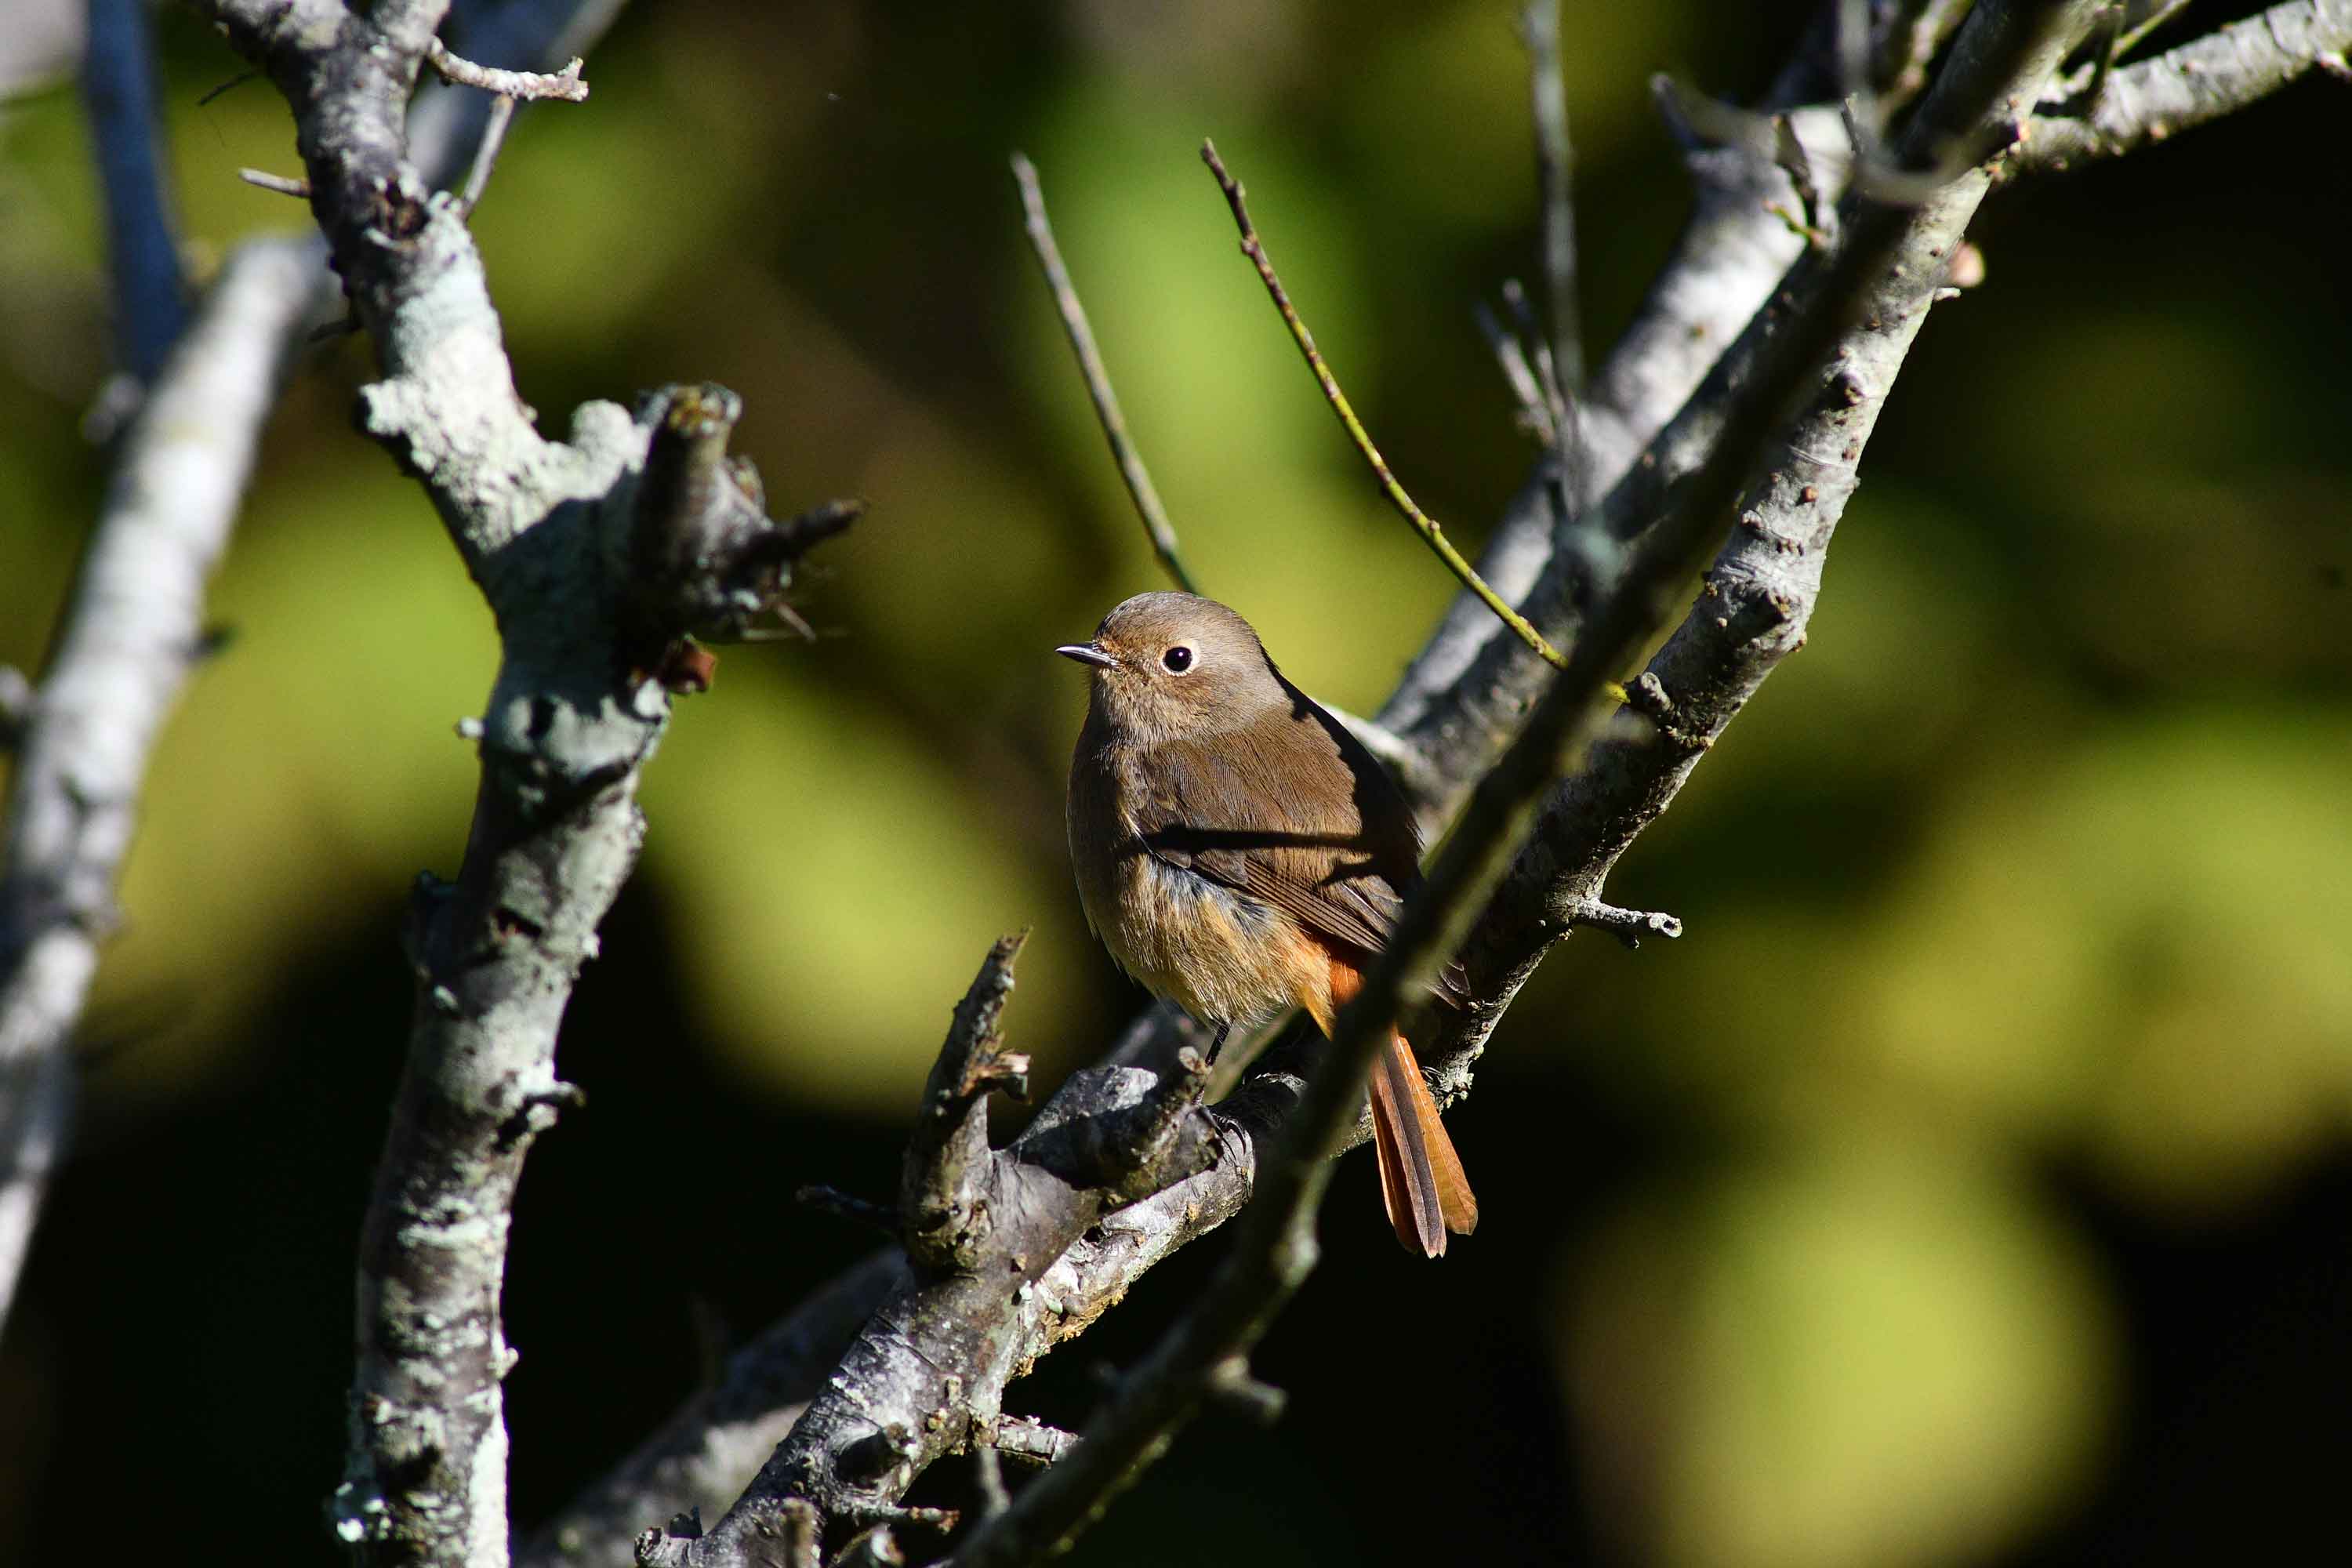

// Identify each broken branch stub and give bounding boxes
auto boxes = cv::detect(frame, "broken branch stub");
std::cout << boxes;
[901,933,1033,1272]
[622,383,864,659]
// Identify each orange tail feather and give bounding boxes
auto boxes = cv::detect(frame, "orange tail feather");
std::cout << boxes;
[1319,954,1478,1258]
[1368,1030,1478,1258]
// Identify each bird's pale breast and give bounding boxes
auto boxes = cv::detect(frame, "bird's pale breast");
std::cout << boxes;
[1068,735,1332,1029]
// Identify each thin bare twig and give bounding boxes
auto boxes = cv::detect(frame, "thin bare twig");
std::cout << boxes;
[1564,898,1685,949]
[1198,140,1570,672]
[1770,111,1831,241]
[2115,0,2199,56]
[2049,0,2201,100]
[238,166,312,198]
[972,1445,1009,1519]
[1499,279,1576,488]
[425,30,593,216]
[1471,299,1552,445]
[425,36,590,101]
[1009,153,1200,596]
[1517,0,1594,609]
[989,1414,1080,1468]
[456,93,518,214]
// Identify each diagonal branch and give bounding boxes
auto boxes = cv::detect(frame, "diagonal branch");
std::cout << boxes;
[2016,0,2352,169]
[1436,0,2094,1095]
[0,235,321,1341]
[518,1251,909,1568]
[1377,35,1842,759]
[640,950,1225,1566]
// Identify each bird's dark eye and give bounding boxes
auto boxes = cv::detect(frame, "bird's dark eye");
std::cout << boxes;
[1162,645,1194,673]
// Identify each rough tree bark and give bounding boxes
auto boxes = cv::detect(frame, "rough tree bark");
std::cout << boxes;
[0,0,629,1353]
[174,5,858,1567]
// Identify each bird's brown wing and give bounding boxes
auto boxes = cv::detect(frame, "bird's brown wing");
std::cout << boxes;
[1134,702,1471,1007]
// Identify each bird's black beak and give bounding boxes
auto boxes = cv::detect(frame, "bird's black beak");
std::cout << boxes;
[1056,642,1116,670]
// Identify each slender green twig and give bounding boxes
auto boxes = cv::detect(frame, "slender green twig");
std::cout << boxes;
[1199,139,1570,672]
[1011,152,1202,597]
[2117,0,2198,60]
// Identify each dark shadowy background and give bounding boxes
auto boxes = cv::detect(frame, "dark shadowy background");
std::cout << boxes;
[3,2,2348,1563]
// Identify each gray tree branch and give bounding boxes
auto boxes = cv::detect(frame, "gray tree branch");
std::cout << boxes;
[4,0,271,1339]
[0,234,321,1341]
[519,1250,911,1568]
[183,5,850,1568]
[1374,0,1864,752]
[2,0,630,1358]
[2017,0,2352,170]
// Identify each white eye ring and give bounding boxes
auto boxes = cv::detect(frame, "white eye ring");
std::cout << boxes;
[1161,645,1195,673]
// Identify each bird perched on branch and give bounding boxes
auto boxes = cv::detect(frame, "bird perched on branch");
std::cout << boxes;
[1058,591,1476,1256]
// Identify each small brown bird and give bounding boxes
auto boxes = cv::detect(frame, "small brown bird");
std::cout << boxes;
[1058,592,1476,1257]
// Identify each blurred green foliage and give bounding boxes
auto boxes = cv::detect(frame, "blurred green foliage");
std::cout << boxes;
[2,2,2347,1565]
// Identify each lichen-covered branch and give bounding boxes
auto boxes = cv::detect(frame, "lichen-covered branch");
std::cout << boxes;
[188,6,855,1568]
[0,235,319,1341]
[900,935,1032,1272]
[426,36,589,101]
[637,952,1225,1566]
